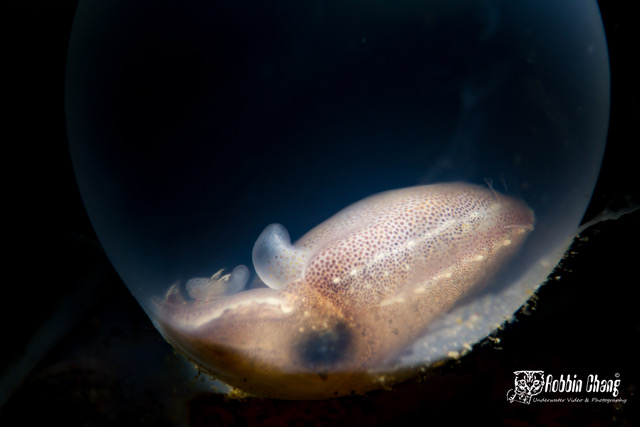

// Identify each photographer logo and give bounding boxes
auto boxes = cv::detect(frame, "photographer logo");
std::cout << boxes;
[507,370,544,404]
[506,371,625,404]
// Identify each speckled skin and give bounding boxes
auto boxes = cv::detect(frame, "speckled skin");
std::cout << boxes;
[152,183,534,399]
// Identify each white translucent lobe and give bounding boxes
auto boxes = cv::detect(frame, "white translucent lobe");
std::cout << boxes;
[253,223,309,289]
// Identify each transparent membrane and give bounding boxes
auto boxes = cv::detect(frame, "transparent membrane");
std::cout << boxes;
[66,0,609,398]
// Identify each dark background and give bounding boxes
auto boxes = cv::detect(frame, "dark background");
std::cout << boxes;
[3,0,638,425]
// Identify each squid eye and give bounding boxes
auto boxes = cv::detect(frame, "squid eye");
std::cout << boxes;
[296,322,353,373]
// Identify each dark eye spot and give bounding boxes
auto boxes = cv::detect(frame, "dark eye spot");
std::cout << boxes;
[297,322,352,374]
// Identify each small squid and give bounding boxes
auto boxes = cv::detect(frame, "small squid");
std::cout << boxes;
[152,182,534,399]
